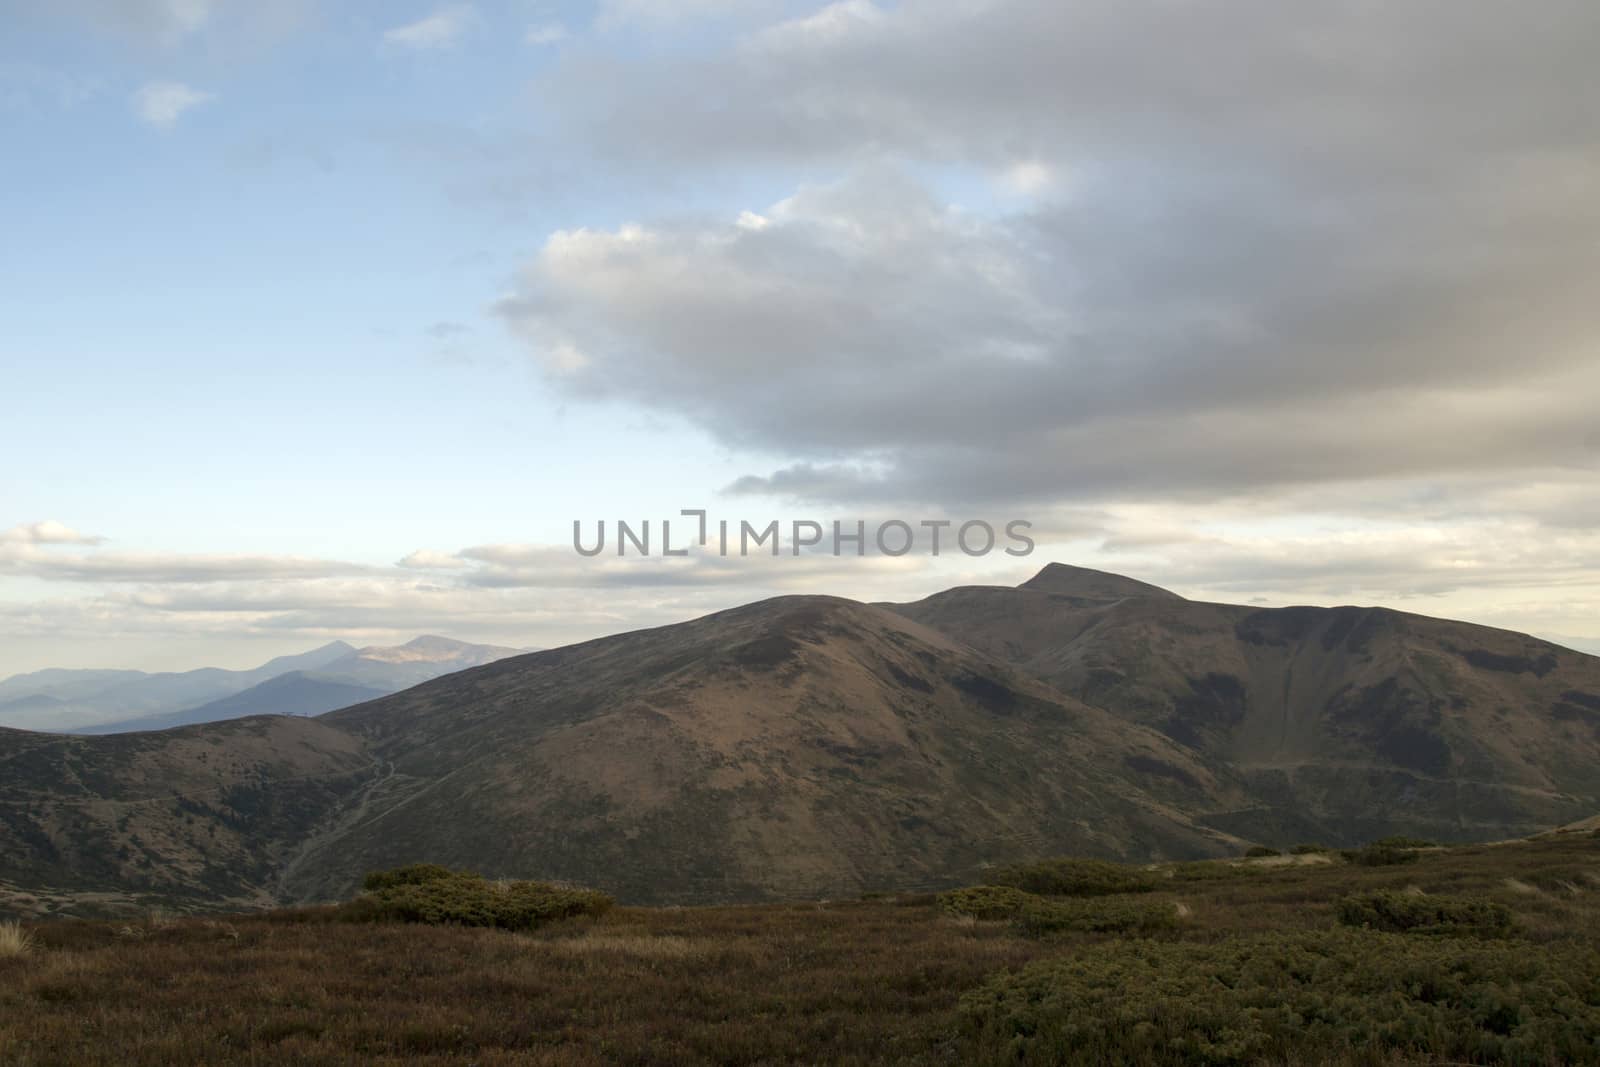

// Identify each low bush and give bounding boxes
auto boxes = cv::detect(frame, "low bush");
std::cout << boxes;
[1244,846,1279,858]
[989,858,1158,897]
[938,885,1038,920]
[1371,835,1436,849]
[344,867,611,931]
[1336,890,1514,937]
[1014,896,1183,938]
[1290,843,1331,854]
[1166,861,1257,884]
[959,929,1600,1065]
[1343,843,1421,866]
[361,863,459,892]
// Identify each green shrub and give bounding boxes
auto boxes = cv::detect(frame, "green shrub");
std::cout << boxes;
[361,863,459,892]
[989,859,1158,897]
[1166,861,1256,884]
[1243,846,1279,858]
[1289,843,1331,854]
[1015,896,1183,938]
[959,929,1600,1065]
[1342,843,1421,866]
[1371,835,1436,849]
[344,867,611,931]
[939,885,1038,920]
[1336,890,1514,937]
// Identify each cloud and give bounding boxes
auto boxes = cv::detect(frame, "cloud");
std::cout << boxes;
[397,548,470,570]
[596,0,772,27]
[382,4,476,51]
[507,0,1600,510]
[1,521,105,546]
[525,22,567,46]
[59,0,222,43]
[132,81,212,127]
[424,320,471,339]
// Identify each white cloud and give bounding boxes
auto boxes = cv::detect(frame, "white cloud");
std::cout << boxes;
[132,81,212,128]
[1,521,105,546]
[65,0,222,42]
[597,0,769,27]
[382,4,476,51]
[398,549,470,570]
[525,21,567,46]
[999,161,1053,196]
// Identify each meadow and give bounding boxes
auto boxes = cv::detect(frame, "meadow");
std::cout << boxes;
[2,833,1598,1065]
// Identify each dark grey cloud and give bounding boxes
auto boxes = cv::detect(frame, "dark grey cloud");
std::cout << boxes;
[499,0,1600,507]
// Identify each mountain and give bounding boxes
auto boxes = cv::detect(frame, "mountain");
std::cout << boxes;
[79,673,393,734]
[3,564,1599,916]
[0,716,373,908]
[886,565,1600,845]
[0,642,358,732]
[0,637,525,733]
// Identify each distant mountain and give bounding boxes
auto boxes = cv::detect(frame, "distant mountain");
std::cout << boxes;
[80,673,392,734]
[3,565,1599,916]
[0,637,525,733]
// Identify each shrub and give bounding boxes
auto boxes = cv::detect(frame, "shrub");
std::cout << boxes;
[1015,896,1183,938]
[1290,843,1331,854]
[959,929,1600,1065]
[1342,844,1421,866]
[1336,890,1514,937]
[345,867,611,931]
[1244,846,1279,858]
[1166,862,1257,884]
[938,885,1037,920]
[1371,835,1436,849]
[989,859,1158,897]
[0,921,33,959]
[361,863,460,892]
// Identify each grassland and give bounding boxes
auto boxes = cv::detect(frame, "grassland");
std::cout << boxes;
[2,832,1598,1065]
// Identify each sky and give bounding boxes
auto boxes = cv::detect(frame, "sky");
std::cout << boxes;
[3,0,1600,678]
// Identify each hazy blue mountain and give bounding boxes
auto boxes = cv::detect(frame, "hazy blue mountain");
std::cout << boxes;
[0,637,524,732]
[79,672,392,734]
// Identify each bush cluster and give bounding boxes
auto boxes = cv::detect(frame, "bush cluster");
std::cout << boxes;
[1243,846,1279,858]
[343,866,612,931]
[959,929,1600,1065]
[989,858,1158,897]
[1342,843,1421,866]
[938,885,1037,920]
[1014,896,1182,938]
[1336,890,1514,937]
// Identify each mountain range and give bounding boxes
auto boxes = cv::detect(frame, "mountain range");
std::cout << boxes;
[3,563,1599,917]
[0,636,526,734]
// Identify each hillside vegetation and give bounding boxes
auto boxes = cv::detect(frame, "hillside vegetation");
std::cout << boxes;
[2,831,1597,1065]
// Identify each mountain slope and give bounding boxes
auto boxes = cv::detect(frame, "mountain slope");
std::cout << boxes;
[889,569,1600,845]
[5,566,1600,915]
[0,717,373,908]
[296,597,1242,904]
[79,673,393,734]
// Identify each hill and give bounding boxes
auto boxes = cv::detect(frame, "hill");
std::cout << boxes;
[3,565,1600,914]
[888,568,1600,845]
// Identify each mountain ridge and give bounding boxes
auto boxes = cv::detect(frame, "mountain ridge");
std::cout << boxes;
[3,563,1598,917]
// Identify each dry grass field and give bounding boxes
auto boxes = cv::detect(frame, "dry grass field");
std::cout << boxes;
[2,833,1598,1066]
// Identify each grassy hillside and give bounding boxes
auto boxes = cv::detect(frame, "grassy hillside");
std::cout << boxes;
[2,831,1597,1065]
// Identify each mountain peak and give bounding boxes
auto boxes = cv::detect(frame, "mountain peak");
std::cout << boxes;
[1020,563,1182,601]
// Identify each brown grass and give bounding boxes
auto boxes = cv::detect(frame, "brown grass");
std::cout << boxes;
[0,835,1597,1065]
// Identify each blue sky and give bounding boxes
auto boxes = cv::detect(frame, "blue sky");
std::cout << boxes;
[4,0,1600,678]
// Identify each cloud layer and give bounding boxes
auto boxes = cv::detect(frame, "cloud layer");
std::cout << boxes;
[500,0,1600,508]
